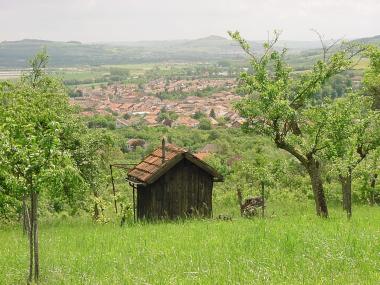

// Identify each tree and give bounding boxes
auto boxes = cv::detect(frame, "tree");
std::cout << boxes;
[109,67,130,80]
[359,46,380,206]
[323,93,380,217]
[0,51,78,283]
[363,46,380,110]
[87,115,116,130]
[198,118,212,130]
[367,149,380,205]
[230,30,364,217]
[209,108,216,119]
[157,107,179,122]
[236,157,273,217]
[192,111,206,120]
[69,128,114,221]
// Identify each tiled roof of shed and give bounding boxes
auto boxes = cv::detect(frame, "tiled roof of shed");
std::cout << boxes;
[127,144,185,183]
[127,143,222,184]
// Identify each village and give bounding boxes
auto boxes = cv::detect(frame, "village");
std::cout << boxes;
[2,1,380,284]
[69,78,245,128]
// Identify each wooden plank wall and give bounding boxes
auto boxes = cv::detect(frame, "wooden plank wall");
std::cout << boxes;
[136,158,214,220]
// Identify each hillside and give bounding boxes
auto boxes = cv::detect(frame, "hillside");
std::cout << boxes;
[1,34,379,68]
[0,37,246,68]
[352,34,380,45]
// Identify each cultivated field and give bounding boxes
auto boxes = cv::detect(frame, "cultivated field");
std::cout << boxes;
[1,202,379,285]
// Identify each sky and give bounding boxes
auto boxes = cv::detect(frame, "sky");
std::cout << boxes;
[0,0,379,43]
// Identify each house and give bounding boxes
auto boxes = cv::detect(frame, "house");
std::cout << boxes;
[162,118,173,127]
[173,116,199,128]
[126,140,223,220]
[115,118,129,128]
[144,114,158,125]
[194,152,211,161]
[127,139,146,150]
[198,143,222,154]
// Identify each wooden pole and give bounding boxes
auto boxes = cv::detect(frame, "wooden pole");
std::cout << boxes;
[109,165,118,214]
[132,184,136,223]
[162,138,166,164]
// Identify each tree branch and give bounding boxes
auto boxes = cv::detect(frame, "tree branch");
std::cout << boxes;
[311,29,343,62]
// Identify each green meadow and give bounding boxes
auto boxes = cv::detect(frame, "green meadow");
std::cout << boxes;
[1,202,379,285]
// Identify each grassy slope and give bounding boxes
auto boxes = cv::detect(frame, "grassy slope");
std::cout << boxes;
[1,203,379,284]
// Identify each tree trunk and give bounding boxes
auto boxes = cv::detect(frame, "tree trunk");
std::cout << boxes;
[110,165,118,214]
[28,189,34,284]
[236,185,243,216]
[93,189,100,220]
[22,194,31,236]
[370,173,377,206]
[339,170,352,218]
[307,159,329,218]
[94,203,100,220]
[32,191,39,281]
[27,173,39,284]
[275,140,328,217]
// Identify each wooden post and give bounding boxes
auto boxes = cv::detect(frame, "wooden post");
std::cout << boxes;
[261,181,265,218]
[132,184,136,222]
[109,165,118,214]
[162,138,166,164]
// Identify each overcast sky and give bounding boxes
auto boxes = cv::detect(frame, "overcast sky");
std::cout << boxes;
[0,0,379,42]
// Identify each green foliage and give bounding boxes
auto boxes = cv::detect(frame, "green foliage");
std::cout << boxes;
[1,42,379,226]
[68,88,83,98]
[123,113,131,120]
[192,111,206,120]
[209,108,216,118]
[323,93,380,174]
[109,67,130,78]
[157,107,179,122]
[318,73,354,99]
[0,51,122,222]
[0,50,76,197]
[198,118,212,130]
[229,31,371,217]
[87,115,116,130]
[363,46,380,109]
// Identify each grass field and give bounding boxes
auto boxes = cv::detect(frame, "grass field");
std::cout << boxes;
[0,202,379,284]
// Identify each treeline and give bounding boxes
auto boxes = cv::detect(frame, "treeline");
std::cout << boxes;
[64,67,131,87]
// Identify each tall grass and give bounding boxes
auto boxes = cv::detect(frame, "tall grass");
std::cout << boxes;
[0,203,379,284]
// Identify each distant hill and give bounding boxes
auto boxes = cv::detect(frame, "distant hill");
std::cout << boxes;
[1,34,379,68]
[0,36,246,68]
[0,39,125,68]
[352,35,380,45]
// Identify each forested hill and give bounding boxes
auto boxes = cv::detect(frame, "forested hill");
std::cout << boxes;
[0,36,247,67]
[353,35,380,45]
[1,35,379,68]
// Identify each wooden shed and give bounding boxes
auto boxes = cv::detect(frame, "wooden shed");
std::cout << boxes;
[126,140,223,220]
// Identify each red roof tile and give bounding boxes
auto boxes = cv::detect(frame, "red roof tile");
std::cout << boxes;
[127,143,222,184]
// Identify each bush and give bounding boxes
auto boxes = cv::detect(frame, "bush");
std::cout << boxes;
[87,115,116,130]
[110,67,130,77]
[198,118,212,130]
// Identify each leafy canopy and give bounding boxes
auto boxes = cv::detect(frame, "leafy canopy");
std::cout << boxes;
[229,30,365,165]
